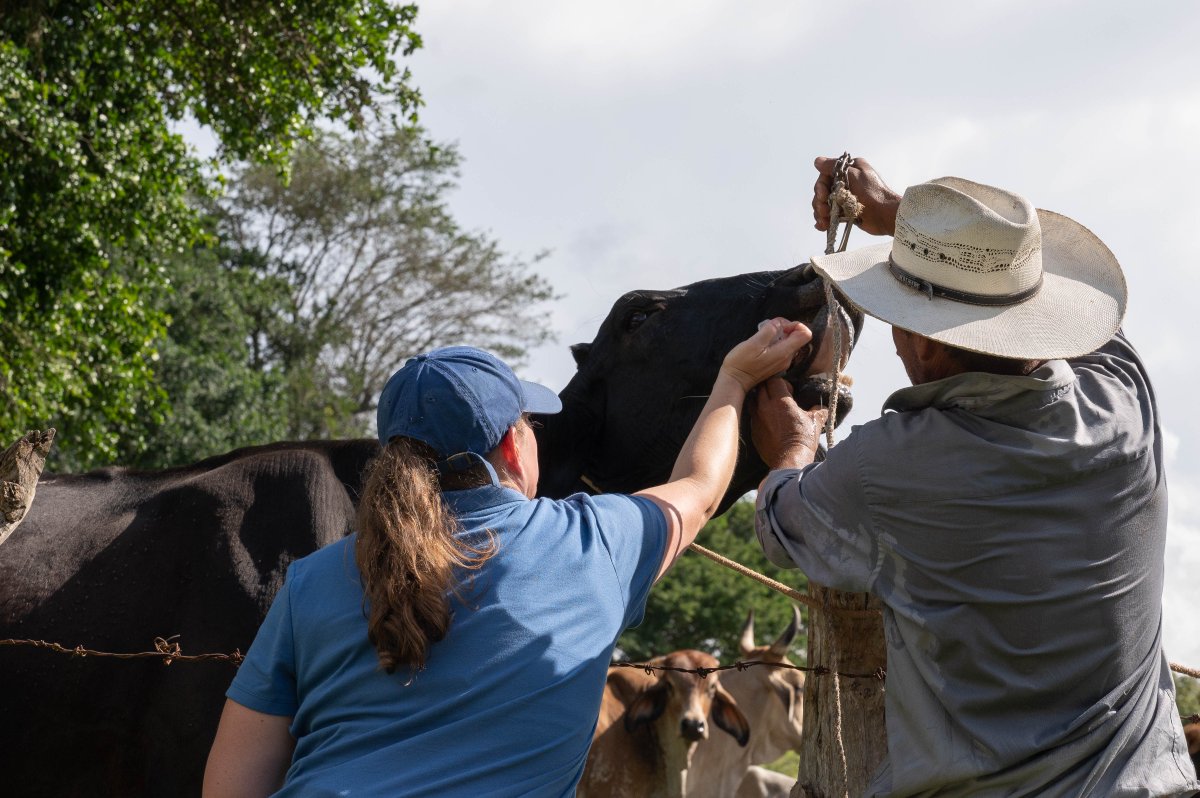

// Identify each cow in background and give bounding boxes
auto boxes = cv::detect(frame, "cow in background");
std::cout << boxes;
[685,607,805,797]
[1185,723,1199,776]
[736,765,796,798]
[579,650,750,797]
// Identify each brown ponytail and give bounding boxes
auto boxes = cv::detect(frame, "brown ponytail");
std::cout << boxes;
[355,437,496,676]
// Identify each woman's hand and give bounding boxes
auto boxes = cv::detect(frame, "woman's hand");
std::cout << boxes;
[719,318,813,393]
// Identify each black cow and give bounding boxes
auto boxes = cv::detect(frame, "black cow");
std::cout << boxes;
[0,264,860,796]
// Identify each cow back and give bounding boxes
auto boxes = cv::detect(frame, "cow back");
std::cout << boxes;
[0,439,377,797]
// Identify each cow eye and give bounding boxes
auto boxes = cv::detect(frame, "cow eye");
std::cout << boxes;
[624,310,649,332]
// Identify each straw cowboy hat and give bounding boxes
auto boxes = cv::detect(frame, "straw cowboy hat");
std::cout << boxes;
[809,177,1127,360]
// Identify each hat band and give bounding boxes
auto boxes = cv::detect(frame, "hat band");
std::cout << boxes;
[887,257,1043,307]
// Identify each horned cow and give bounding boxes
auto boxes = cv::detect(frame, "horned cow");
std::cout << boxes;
[685,607,805,797]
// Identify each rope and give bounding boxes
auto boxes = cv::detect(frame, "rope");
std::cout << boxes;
[820,151,858,450]
[688,542,879,618]
[1170,661,1200,680]
[830,643,850,798]
[819,153,863,792]
[822,280,844,451]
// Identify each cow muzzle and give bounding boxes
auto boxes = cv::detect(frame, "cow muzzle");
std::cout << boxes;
[680,716,708,741]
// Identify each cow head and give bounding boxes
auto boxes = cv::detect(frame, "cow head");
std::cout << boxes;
[535,265,864,513]
[625,650,750,748]
[735,606,805,756]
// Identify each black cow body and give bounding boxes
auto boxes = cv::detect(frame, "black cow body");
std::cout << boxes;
[0,265,859,796]
[0,440,378,796]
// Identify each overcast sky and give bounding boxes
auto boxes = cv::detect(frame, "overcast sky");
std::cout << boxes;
[390,1,1200,668]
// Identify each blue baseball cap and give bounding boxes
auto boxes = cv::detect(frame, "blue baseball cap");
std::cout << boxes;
[376,347,562,459]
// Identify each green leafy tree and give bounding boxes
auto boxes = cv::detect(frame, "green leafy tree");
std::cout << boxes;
[618,499,809,662]
[114,233,295,469]
[0,1,421,468]
[1176,674,1200,719]
[125,125,556,467]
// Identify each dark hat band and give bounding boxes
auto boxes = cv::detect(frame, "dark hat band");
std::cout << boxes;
[888,257,1043,307]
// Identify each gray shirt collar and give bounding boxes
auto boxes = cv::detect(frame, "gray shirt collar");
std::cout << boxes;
[882,359,1076,418]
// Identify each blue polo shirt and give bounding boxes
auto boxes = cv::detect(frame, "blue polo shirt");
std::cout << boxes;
[227,486,666,797]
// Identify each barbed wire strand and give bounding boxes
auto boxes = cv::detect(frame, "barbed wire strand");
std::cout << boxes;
[0,636,244,666]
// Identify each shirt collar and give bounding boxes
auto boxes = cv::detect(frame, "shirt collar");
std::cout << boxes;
[442,484,528,515]
[883,359,1076,416]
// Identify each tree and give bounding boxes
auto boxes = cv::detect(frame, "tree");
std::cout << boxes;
[0,1,421,468]
[618,499,810,662]
[124,125,556,468]
[1177,674,1200,718]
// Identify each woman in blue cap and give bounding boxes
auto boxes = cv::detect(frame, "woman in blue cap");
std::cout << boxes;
[203,318,814,797]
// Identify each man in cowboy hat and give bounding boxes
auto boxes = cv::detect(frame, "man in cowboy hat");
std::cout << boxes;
[751,157,1199,796]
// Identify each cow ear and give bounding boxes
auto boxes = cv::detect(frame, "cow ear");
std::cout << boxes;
[570,342,592,368]
[711,683,751,747]
[625,681,668,733]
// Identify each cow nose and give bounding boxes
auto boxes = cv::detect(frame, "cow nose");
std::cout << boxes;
[680,717,707,741]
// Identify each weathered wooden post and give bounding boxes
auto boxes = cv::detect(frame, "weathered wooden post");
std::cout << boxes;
[793,584,887,798]
[0,428,55,546]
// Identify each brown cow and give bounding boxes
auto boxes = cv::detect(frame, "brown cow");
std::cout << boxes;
[579,650,750,797]
[1185,723,1200,777]
[736,765,795,798]
[686,607,805,797]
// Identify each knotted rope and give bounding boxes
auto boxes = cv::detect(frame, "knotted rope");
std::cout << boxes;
[820,152,860,450]
[820,152,863,798]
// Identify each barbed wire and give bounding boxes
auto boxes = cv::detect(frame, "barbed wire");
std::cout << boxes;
[613,658,885,681]
[0,636,244,666]
[3,636,1198,724]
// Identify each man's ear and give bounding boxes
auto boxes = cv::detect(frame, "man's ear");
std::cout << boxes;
[913,333,942,364]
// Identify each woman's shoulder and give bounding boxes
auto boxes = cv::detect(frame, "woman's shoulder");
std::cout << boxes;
[286,534,359,590]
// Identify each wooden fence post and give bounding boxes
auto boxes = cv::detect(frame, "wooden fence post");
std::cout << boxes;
[793,584,887,798]
[0,429,55,547]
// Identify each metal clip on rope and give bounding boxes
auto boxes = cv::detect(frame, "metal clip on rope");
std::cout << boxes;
[826,152,863,257]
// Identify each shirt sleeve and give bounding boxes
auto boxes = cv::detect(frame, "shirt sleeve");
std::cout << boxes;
[226,564,300,717]
[586,494,667,629]
[755,433,877,593]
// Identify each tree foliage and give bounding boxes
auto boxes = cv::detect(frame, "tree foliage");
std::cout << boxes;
[1176,674,1200,718]
[0,1,421,468]
[618,499,809,662]
[124,126,556,468]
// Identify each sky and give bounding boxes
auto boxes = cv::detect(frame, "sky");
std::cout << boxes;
[386,1,1200,669]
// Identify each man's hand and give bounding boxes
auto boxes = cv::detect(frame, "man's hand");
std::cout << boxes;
[812,156,901,237]
[750,377,828,471]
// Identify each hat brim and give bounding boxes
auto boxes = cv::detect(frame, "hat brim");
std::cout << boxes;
[520,380,562,415]
[809,210,1127,360]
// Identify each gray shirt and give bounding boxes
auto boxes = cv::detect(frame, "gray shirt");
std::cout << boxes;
[756,333,1198,797]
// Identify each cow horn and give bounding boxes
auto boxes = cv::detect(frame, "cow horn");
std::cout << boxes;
[768,605,802,658]
[738,609,756,656]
